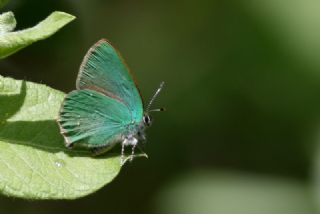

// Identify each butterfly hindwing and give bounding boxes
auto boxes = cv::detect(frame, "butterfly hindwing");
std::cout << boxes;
[77,39,144,123]
[58,89,131,147]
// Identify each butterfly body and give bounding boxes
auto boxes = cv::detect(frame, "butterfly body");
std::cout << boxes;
[57,39,160,162]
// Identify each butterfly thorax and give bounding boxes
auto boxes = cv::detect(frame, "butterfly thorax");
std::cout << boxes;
[122,114,151,145]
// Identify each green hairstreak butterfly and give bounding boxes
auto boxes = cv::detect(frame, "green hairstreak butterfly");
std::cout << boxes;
[57,39,164,165]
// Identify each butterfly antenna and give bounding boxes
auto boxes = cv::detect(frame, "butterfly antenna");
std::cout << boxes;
[146,81,165,112]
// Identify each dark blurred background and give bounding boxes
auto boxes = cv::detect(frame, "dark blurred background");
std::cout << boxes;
[2,0,320,213]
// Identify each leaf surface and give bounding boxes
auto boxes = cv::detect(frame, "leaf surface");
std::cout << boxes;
[0,11,75,59]
[0,75,122,199]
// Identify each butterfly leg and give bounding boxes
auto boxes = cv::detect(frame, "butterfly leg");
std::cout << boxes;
[91,144,115,156]
[130,144,137,162]
[120,135,138,166]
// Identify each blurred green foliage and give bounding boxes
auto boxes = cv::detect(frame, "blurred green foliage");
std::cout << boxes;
[1,0,320,213]
[153,171,317,214]
[0,11,74,58]
[0,0,8,8]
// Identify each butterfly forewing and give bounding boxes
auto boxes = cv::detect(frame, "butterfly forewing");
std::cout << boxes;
[58,89,131,147]
[77,39,144,123]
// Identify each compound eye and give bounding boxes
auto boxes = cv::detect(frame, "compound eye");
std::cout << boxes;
[143,115,152,126]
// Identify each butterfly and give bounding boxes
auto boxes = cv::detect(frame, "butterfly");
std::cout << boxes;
[57,39,164,165]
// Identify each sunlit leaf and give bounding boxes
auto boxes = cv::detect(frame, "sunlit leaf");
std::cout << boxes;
[0,11,75,59]
[0,11,15,34]
[0,75,122,199]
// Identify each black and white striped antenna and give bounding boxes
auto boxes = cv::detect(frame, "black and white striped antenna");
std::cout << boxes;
[146,81,165,112]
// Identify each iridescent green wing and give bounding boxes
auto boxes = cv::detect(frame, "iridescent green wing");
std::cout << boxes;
[58,89,131,147]
[77,39,144,123]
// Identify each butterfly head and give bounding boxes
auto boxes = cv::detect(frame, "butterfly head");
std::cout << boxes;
[143,106,165,128]
[135,82,165,143]
[143,114,153,127]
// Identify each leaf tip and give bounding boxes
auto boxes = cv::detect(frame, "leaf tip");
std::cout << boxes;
[51,11,76,22]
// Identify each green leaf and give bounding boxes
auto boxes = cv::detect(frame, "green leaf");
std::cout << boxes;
[0,11,16,34]
[0,11,75,59]
[0,75,122,199]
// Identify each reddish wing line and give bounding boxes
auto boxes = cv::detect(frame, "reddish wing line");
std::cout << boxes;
[76,39,144,108]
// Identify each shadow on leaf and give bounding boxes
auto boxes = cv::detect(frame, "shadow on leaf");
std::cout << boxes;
[0,80,26,121]
[0,119,120,159]
[0,78,119,159]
